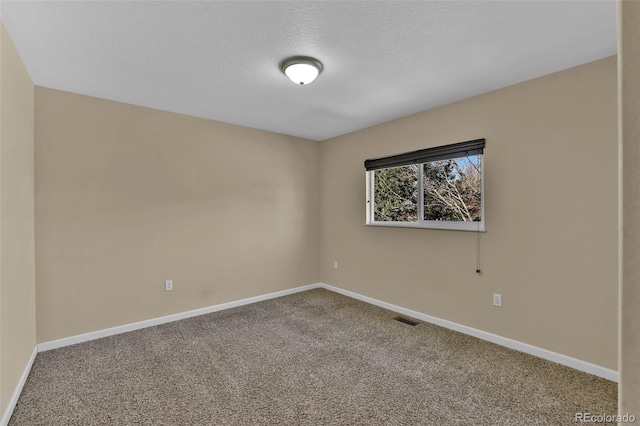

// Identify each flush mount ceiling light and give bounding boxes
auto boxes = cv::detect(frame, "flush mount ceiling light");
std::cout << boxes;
[280,56,323,85]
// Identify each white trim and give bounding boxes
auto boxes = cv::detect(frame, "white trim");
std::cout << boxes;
[38,283,322,352]
[319,283,618,382]
[365,171,372,224]
[36,281,617,383]
[418,163,425,222]
[1,345,37,426]
[480,152,485,228]
[366,220,486,232]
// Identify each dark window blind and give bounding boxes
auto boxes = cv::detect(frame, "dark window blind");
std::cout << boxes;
[364,138,485,171]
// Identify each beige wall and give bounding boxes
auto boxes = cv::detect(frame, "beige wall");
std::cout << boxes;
[320,57,618,370]
[0,21,36,419]
[619,0,640,417]
[35,87,320,342]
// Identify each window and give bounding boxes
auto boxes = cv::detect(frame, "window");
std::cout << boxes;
[365,139,485,231]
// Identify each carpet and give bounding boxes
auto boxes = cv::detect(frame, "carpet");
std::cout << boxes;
[9,288,617,425]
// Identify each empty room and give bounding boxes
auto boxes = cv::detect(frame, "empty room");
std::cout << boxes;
[1,0,639,425]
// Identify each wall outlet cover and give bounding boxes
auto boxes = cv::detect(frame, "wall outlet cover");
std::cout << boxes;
[493,293,502,307]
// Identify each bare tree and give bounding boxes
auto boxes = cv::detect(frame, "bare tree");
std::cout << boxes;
[373,156,481,223]
[423,157,481,222]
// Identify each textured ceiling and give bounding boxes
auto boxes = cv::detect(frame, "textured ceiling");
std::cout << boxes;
[1,1,617,141]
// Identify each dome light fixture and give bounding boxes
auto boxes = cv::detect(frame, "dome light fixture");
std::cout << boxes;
[280,56,323,86]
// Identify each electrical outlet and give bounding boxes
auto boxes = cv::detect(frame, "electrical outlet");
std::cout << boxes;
[493,293,502,307]
[165,280,173,292]
[333,261,339,270]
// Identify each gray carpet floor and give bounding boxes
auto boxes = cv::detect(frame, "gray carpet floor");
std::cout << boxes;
[10,289,616,425]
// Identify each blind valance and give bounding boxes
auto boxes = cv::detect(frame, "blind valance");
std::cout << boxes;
[364,138,485,171]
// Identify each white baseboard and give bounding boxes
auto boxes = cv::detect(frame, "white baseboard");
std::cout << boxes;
[319,283,618,382]
[1,345,37,426]
[38,283,322,352]
[37,281,617,382]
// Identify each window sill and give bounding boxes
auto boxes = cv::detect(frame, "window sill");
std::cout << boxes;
[366,221,486,232]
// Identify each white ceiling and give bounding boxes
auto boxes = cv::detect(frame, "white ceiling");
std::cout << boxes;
[1,1,617,141]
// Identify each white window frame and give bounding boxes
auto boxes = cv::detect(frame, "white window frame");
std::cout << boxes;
[366,157,485,232]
